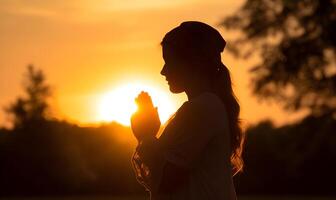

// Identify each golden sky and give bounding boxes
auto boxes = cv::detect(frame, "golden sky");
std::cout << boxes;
[0,0,307,128]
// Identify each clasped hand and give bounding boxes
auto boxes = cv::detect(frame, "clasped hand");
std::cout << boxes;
[130,91,161,143]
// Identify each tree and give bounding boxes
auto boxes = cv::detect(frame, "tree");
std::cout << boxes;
[221,0,336,116]
[5,65,52,128]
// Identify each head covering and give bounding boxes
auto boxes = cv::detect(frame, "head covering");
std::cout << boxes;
[161,21,226,75]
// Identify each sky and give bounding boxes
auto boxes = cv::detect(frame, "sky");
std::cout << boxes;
[0,0,308,128]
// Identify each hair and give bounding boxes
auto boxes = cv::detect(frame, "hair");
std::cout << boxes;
[160,21,245,175]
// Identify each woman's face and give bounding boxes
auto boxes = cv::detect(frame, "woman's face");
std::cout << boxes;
[160,45,192,93]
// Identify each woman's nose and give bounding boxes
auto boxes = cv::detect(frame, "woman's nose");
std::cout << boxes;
[160,64,167,76]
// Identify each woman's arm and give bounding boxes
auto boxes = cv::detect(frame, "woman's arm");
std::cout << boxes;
[135,135,190,193]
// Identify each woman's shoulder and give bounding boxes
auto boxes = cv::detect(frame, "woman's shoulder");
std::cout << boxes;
[159,92,228,141]
[177,92,227,123]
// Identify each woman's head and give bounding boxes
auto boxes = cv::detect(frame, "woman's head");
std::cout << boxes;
[160,21,245,175]
[160,21,226,93]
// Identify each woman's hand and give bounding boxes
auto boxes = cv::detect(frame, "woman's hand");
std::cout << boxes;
[130,91,161,143]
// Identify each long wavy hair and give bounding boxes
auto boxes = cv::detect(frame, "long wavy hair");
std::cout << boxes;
[160,21,245,175]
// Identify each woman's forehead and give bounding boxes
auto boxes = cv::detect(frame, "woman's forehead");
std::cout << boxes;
[162,45,177,60]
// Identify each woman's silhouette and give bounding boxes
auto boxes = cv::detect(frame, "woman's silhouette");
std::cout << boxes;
[130,21,244,200]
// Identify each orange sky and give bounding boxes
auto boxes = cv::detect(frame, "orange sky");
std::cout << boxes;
[0,0,308,128]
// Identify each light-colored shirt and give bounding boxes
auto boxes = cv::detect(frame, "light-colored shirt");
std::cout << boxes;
[132,92,237,200]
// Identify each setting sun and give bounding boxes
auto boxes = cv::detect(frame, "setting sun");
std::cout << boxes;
[97,83,175,126]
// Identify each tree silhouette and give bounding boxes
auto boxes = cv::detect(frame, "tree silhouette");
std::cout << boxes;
[221,0,336,115]
[5,65,52,128]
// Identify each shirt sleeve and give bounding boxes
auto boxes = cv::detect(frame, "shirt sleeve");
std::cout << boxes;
[164,93,226,169]
[131,107,186,194]
[131,136,167,194]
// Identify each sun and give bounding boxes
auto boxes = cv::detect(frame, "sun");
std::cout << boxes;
[97,83,175,126]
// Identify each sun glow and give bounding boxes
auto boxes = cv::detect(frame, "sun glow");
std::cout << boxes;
[97,83,175,126]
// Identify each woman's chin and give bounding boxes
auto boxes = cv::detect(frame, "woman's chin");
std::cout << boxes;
[169,85,184,93]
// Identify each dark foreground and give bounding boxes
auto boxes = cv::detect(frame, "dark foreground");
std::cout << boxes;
[0,196,334,200]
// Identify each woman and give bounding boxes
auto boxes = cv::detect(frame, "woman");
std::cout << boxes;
[130,21,244,200]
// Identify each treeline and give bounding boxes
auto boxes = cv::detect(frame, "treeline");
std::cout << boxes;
[0,65,145,196]
[0,119,144,196]
[235,112,336,195]
[0,113,335,196]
